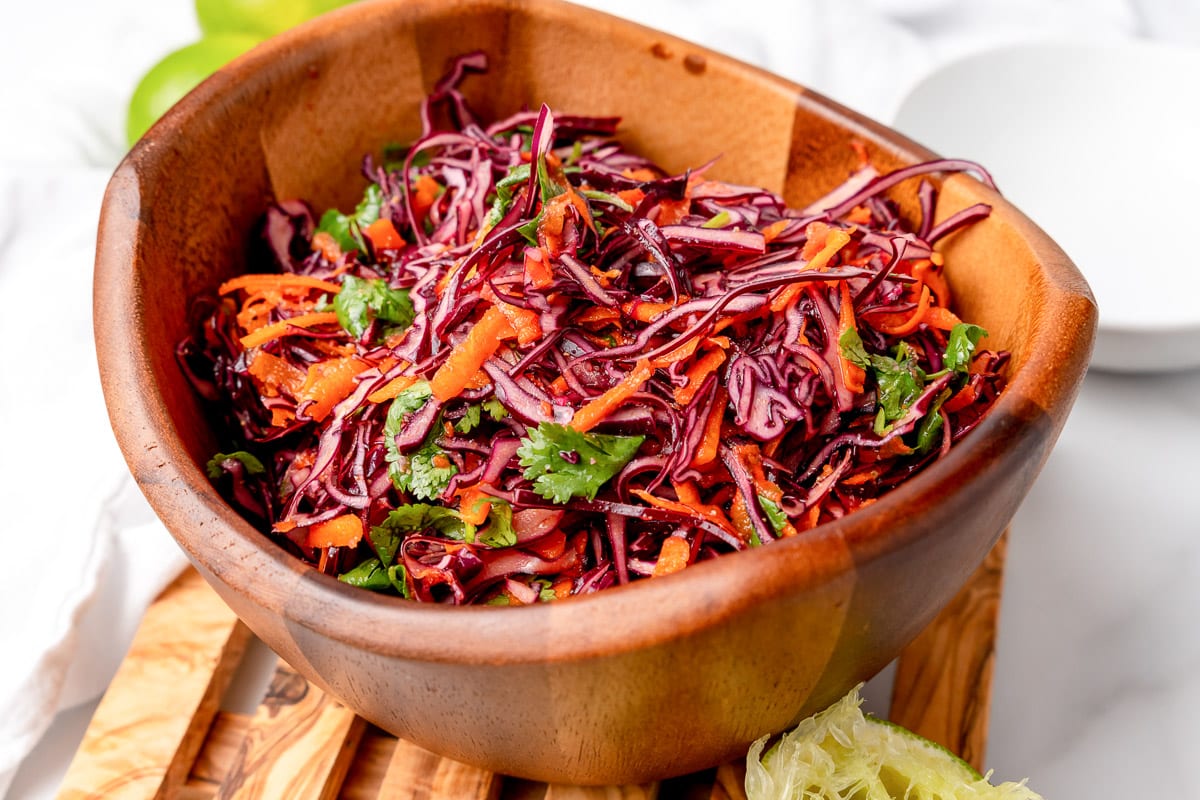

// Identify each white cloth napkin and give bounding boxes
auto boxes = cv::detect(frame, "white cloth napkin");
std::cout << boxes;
[1,0,1191,797]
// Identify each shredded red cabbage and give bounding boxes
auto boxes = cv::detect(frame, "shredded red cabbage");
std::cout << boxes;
[179,52,1007,605]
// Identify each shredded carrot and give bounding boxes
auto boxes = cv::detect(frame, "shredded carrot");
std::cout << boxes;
[943,382,979,413]
[549,376,570,395]
[729,492,754,542]
[481,283,542,345]
[367,373,419,404]
[299,356,368,421]
[878,437,914,459]
[770,227,852,312]
[674,348,727,406]
[652,536,692,577]
[616,188,646,208]
[799,504,821,531]
[219,274,342,296]
[837,282,867,394]
[761,219,790,244]
[575,306,621,326]
[632,486,738,541]
[840,468,880,487]
[649,334,701,368]
[691,388,726,467]
[845,205,873,225]
[305,514,363,549]
[410,175,440,222]
[524,247,554,289]
[247,351,306,397]
[311,231,343,262]
[801,221,831,261]
[365,217,404,250]
[570,358,653,432]
[921,305,963,331]
[456,486,493,526]
[874,285,932,336]
[622,300,674,323]
[429,305,516,403]
[913,259,952,306]
[239,311,341,349]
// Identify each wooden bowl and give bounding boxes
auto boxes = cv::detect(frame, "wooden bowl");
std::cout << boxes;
[95,0,1095,785]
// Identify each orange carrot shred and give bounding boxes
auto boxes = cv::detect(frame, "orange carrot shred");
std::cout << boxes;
[367,374,419,404]
[652,536,692,577]
[837,282,867,394]
[219,274,342,296]
[429,305,516,403]
[874,285,932,336]
[305,514,363,549]
[299,356,367,421]
[674,348,727,406]
[691,388,726,467]
[365,217,404,250]
[570,359,653,433]
[239,312,341,349]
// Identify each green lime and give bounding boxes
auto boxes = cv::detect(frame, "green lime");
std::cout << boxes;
[196,0,313,38]
[126,35,261,146]
[745,686,1044,799]
[195,0,355,39]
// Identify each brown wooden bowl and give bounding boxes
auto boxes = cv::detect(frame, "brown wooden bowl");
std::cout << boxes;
[95,0,1095,785]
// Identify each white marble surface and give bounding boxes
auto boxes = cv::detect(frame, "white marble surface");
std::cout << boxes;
[3,1,1200,798]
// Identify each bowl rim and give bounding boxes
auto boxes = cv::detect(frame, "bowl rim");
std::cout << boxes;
[95,0,1096,667]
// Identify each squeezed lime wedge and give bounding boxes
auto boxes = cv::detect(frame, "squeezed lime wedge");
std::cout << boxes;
[746,687,1043,799]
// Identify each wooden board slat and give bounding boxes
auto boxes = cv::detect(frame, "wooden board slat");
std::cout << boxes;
[378,738,501,800]
[56,569,251,800]
[216,661,366,799]
[66,528,1010,799]
[890,531,1009,772]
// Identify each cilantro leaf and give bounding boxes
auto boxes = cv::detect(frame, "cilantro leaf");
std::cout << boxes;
[384,382,458,500]
[478,500,516,548]
[334,275,414,339]
[316,183,384,253]
[517,422,644,503]
[915,388,953,454]
[485,163,532,228]
[338,558,392,591]
[386,564,410,598]
[483,398,508,421]
[454,404,483,434]
[758,494,790,536]
[206,451,265,479]
[944,323,987,373]
[376,503,474,541]
[839,327,872,371]
[871,342,926,432]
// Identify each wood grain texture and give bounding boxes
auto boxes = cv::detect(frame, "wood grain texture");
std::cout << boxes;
[216,661,365,799]
[379,737,501,800]
[55,569,250,800]
[890,531,1009,772]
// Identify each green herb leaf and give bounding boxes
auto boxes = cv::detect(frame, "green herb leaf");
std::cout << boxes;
[517,422,644,503]
[484,163,532,228]
[206,451,265,479]
[478,500,516,548]
[384,382,458,500]
[316,183,384,253]
[944,323,987,373]
[483,398,508,421]
[338,558,392,591]
[333,275,414,339]
[579,189,634,213]
[915,389,953,454]
[387,564,411,598]
[454,404,483,434]
[701,210,731,229]
[839,327,872,371]
[375,503,474,542]
[516,215,540,247]
[872,342,926,428]
[758,494,790,536]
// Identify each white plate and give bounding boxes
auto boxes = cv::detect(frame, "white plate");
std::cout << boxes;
[893,41,1200,372]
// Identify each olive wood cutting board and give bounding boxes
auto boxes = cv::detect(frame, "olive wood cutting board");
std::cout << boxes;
[54,532,1008,799]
